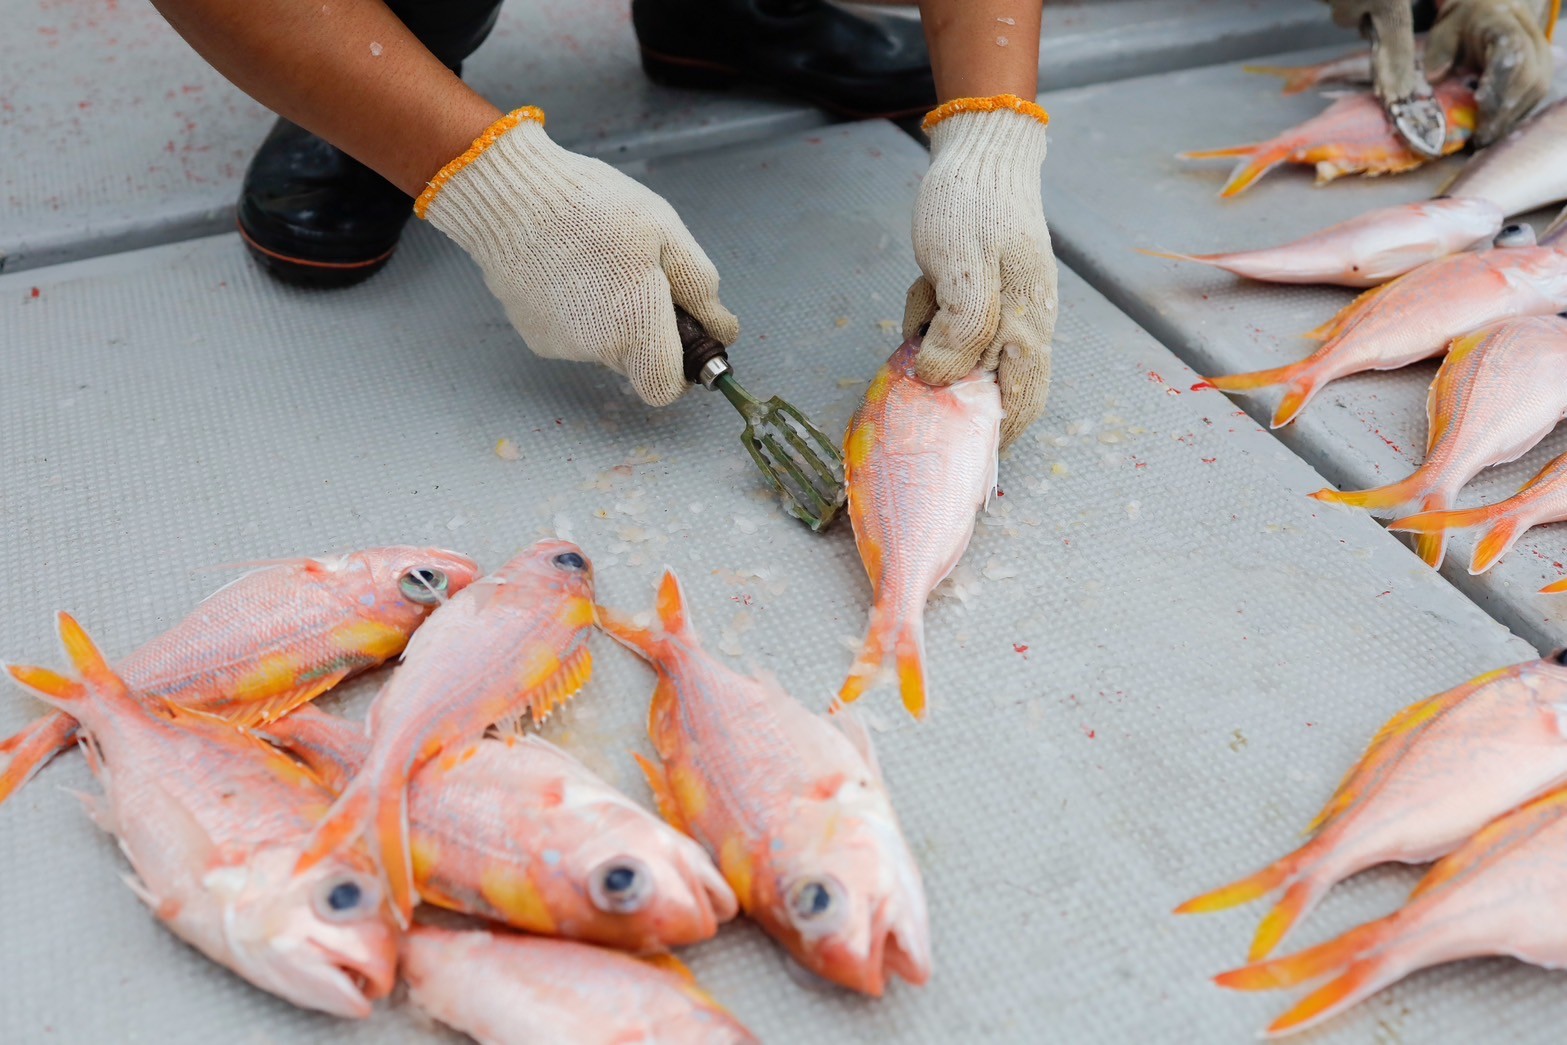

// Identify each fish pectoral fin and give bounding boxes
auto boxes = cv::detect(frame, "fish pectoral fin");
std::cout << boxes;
[633,751,689,834]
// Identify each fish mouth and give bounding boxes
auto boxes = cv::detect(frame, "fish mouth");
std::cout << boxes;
[309,939,396,1014]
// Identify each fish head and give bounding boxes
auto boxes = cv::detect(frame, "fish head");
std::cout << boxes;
[564,804,737,948]
[219,844,399,1018]
[493,540,596,620]
[342,546,483,623]
[762,793,931,995]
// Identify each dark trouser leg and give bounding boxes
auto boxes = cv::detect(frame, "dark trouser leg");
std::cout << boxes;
[631,0,936,119]
[237,0,504,288]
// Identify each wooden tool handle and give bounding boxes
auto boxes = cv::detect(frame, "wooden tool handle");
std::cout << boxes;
[675,306,729,384]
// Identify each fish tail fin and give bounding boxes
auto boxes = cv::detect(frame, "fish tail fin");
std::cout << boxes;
[1542,577,1567,595]
[1207,362,1321,428]
[1261,958,1397,1038]
[1388,502,1510,572]
[1206,361,1306,394]
[1216,915,1393,992]
[2,612,128,713]
[1247,876,1335,961]
[1310,477,1435,521]
[1174,857,1294,916]
[1184,144,1288,198]
[1135,248,1218,267]
[597,568,697,659]
[1468,514,1523,574]
[0,712,80,808]
[839,607,929,720]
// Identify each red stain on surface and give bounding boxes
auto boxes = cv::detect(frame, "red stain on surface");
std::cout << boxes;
[1012,643,1029,657]
[30,287,40,298]
[1190,381,1215,392]
[1146,370,1166,384]
[1083,728,1097,740]
[1201,457,1217,464]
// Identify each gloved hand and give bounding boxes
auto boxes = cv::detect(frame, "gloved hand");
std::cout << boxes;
[903,95,1056,450]
[416,108,739,407]
[1425,0,1555,146]
[1325,0,1447,155]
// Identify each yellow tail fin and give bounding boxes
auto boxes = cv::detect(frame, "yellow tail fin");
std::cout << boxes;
[1207,362,1323,426]
[0,712,79,808]
[1309,476,1432,519]
[1543,577,1567,594]
[838,610,928,720]
[1248,877,1328,961]
[1388,504,1510,573]
[1174,858,1293,916]
[1215,916,1390,993]
[1263,956,1393,1036]
[1178,143,1290,198]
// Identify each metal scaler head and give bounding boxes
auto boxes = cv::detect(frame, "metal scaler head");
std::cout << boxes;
[1362,13,1448,159]
[676,307,846,533]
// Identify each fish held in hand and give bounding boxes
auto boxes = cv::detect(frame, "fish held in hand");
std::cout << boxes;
[600,569,931,996]
[1180,78,1476,198]
[1312,315,1567,566]
[1178,654,1567,962]
[1390,451,1567,575]
[401,925,758,1045]
[1218,775,1567,1037]
[839,338,1001,719]
[1207,246,1567,428]
[0,546,480,810]
[1139,198,1502,287]
[4,614,398,1016]
[294,540,596,926]
[262,705,735,951]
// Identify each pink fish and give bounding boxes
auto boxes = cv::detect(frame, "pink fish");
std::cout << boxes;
[601,570,931,996]
[1208,246,1567,428]
[0,546,480,809]
[1313,315,1567,566]
[401,925,758,1045]
[1243,50,1378,95]
[1140,198,1502,287]
[261,706,735,951]
[5,615,399,1016]
[295,541,597,925]
[1217,776,1567,1036]
[839,339,1001,719]
[1179,79,1476,198]
[1390,450,1567,575]
[1177,653,1567,960]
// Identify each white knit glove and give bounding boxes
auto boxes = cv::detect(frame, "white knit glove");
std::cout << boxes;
[904,96,1057,449]
[1425,0,1555,146]
[417,108,738,407]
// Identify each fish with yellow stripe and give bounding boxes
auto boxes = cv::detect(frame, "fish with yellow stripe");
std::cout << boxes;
[1311,315,1567,566]
[0,546,481,810]
[293,540,597,926]
[1179,78,1476,198]
[839,338,1001,719]
[261,705,735,951]
[1217,769,1567,1037]
[600,569,931,996]
[1177,654,1567,961]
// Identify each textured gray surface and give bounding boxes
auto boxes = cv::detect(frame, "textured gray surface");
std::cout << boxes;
[0,120,1545,1043]
[4,0,1348,274]
[1039,43,1567,655]
[0,0,822,274]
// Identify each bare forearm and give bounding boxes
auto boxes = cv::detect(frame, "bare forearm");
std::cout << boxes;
[917,0,1041,100]
[149,0,500,195]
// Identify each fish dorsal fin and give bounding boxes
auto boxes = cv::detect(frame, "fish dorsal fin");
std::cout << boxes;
[1428,327,1491,450]
[1305,672,1496,835]
[656,569,692,639]
[829,703,884,785]
[1410,784,1567,899]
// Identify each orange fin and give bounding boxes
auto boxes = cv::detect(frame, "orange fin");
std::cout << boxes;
[1261,954,1396,1036]
[369,774,416,927]
[1305,279,1397,341]
[0,712,79,807]
[838,609,929,719]
[1543,577,1567,595]
[633,751,689,834]
[1309,477,1433,520]
[210,670,355,730]
[1179,142,1292,198]
[295,779,371,875]
[525,645,592,726]
[1216,916,1390,993]
[1205,362,1307,395]
[1248,878,1327,961]
[1175,858,1294,916]
[1241,64,1324,95]
[597,569,699,658]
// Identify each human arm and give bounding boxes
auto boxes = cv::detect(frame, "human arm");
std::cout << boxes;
[908,1,1055,448]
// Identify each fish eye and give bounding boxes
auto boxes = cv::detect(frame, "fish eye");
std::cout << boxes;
[589,857,652,914]
[1494,224,1536,249]
[399,568,448,605]
[1550,648,1567,666]
[785,876,849,934]
[313,873,379,922]
[552,551,587,573]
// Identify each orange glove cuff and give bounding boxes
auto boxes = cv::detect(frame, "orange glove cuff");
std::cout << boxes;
[921,95,1050,135]
[414,106,547,220]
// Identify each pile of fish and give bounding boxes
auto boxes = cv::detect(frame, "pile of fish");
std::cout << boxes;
[1179,652,1567,1036]
[0,338,1000,1040]
[1149,55,1567,581]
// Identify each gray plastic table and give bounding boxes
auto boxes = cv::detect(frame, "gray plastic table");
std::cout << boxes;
[0,119,1548,1043]
[1039,42,1567,655]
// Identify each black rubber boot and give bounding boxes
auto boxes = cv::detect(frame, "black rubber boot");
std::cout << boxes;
[237,0,503,289]
[632,0,936,120]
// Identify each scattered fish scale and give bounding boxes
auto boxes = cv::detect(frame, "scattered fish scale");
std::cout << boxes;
[1207,246,1567,429]
[1179,78,1476,198]
[600,570,931,997]
[401,925,758,1045]
[1312,315,1567,566]
[0,546,481,810]
[1177,654,1567,961]
[839,338,1001,719]
[293,540,598,927]
[1217,768,1567,1038]
[261,705,735,951]
[5,615,399,1018]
